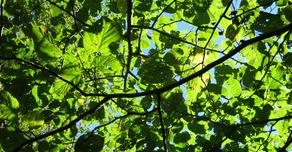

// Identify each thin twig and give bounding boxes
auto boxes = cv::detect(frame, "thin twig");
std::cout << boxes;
[0,0,4,41]
[46,0,91,27]
[157,94,167,152]
[151,0,176,28]
[278,131,292,152]
[132,25,219,52]
[202,0,233,66]
[124,0,133,91]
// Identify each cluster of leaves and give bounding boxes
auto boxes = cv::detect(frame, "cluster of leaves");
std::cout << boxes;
[0,0,292,151]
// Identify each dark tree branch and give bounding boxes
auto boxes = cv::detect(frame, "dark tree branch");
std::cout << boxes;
[235,115,292,127]
[202,0,233,66]
[132,25,219,52]
[0,0,3,42]
[0,56,91,97]
[12,97,111,152]
[151,0,176,28]
[46,0,91,27]
[77,107,158,150]
[123,0,133,91]
[256,121,278,152]
[278,131,292,152]
[100,23,292,98]
[157,94,167,152]
[212,115,292,149]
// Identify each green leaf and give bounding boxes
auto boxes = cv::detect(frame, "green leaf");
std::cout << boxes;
[277,0,289,6]
[50,5,62,17]
[135,0,153,11]
[222,78,242,98]
[224,142,241,151]
[138,58,174,84]
[251,12,284,33]
[21,111,44,129]
[283,52,292,66]
[173,131,191,143]
[225,24,244,40]
[241,46,265,69]
[93,55,122,72]
[75,133,104,152]
[31,22,44,42]
[188,121,206,134]
[39,39,62,59]
[283,5,292,22]
[164,48,185,66]
[257,0,274,7]
[32,85,41,106]
[162,88,185,113]
[83,19,121,56]
[0,91,19,109]
[192,11,210,26]
[0,104,15,120]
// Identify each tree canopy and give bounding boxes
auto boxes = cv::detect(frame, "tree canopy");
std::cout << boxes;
[0,0,292,151]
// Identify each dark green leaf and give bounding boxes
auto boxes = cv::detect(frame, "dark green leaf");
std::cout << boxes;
[75,133,104,152]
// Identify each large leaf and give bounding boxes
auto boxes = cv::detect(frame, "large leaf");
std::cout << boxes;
[83,19,121,56]
[21,111,44,130]
[222,78,242,98]
[251,12,284,33]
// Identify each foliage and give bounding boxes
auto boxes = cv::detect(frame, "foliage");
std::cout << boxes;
[0,0,292,151]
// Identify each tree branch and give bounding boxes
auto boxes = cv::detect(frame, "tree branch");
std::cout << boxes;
[151,0,176,28]
[46,0,91,27]
[157,94,167,152]
[202,0,233,66]
[123,0,133,91]
[278,131,292,152]
[1,23,291,99]
[101,23,292,98]
[235,115,292,127]
[0,0,3,41]
[12,97,111,152]
[132,25,218,52]
[0,56,90,97]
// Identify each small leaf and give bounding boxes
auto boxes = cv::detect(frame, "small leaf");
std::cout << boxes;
[31,22,43,42]
[0,104,15,120]
[39,39,62,59]
[283,5,292,22]
[50,5,62,17]
[225,24,243,40]
[193,11,210,26]
[32,85,41,106]
[283,52,292,66]
[173,131,191,143]
[0,91,19,109]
